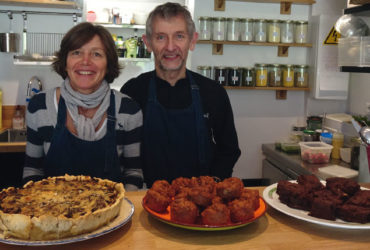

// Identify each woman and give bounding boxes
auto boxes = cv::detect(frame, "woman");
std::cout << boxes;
[22,22,143,190]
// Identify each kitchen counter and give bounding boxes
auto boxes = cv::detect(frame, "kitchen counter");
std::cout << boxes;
[1,187,369,250]
[0,142,26,153]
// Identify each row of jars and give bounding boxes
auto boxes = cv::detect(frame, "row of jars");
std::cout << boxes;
[197,64,309,87]
[199,17,308,43]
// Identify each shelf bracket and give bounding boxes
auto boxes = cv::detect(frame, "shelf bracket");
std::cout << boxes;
[214,0,225,11]
[276,90,287,100]
[278,46,289,57]
[212,43,223,55]
[280,2,292,15]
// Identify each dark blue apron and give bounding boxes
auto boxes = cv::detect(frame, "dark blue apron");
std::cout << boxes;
[44,91,122,182]
[143,71,212,187]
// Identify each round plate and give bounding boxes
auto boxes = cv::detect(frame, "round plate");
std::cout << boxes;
[263,182,370,229]
[0,198,134,246]
[142,196,266,231]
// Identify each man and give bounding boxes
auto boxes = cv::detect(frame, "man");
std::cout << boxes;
[120,2,240,187]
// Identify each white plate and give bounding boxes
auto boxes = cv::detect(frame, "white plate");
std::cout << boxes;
[0,198,134,246]
[263,182,370,229]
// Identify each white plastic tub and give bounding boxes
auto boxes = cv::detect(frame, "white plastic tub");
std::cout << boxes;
[299,141,333,164]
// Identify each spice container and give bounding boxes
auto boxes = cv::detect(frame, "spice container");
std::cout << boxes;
[227,67,241,86]
[240,18,254,42]
[294,64,309,87]
[241,67,255,86]
[198,17,212,40]
[281,20,294,43]
[267,19,281,43]
[212,17,226,41]
[294,20,308,43]
[282,64,294,87]
[227,18,240,41]
[303,129,314,142]
[254,19,267,42]
[214,66,227,85]
[255,63,268,86]
[268,64,282,87]
[197,66,212,79]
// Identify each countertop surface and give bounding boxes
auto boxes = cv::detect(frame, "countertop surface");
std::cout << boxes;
[1,187,369,250]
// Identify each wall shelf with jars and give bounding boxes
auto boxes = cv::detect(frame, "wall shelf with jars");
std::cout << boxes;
[224,86,309,100]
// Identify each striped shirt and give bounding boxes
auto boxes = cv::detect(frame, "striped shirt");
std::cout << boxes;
[23,88,143,188]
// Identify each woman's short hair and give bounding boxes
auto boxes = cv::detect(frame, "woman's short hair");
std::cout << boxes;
[53,22,120,83]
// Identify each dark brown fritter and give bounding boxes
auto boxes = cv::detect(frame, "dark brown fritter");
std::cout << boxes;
[189,185,215,207]
[326,177,360,198]
[309,189,344,220]
[297,175,324,192]
[171,177,192,196]
[277,180,311,210]
[144,189,171,213]
[170,197,199,224]
[337,204,370,223]
[201,202,230,226]
[228,199,255,223]
[151,180,174,198]
[240,189,260,210]
[216,177,244,200]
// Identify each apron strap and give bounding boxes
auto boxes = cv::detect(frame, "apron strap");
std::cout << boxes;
[104,90,116,173]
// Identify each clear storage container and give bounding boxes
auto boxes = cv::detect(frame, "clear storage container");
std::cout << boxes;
[197,66,212,79]
[267,19,281,43]
[227,67,241,86]
[198,16,212,41]
[282,64,294,87]
[241,67,255,86]
[212,17,226,41]
[281,20,294,43]
[299,141,333,164]
[294,64,309,87]
[240,18,254,42]
[338,36,370,67]
[294,20,308,43]
[214,66,227,85]
[227,18,240,41]
[268,64,282,87]
[254,19,267,42]
[255,63,268,86]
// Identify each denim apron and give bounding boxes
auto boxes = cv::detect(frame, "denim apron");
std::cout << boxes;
[143,71,212,187]
[44,91,122,182]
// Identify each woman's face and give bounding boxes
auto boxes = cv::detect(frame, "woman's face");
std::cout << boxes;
[66,35,107,94]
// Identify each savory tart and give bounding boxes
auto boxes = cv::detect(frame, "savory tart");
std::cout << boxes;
[0,175,125,240]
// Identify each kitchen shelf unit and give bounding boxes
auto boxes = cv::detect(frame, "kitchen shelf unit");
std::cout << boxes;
[96,23,146,30]
[224,86,309,100]
[0,0,80,9]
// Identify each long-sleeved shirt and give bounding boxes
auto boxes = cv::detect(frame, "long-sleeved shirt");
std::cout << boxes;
[23,88,143,187]
[120,70,241,180]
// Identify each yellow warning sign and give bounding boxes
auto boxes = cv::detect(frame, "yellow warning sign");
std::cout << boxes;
[324,26,341,45]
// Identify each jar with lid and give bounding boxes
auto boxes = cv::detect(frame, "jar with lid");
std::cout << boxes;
[303,129,314,142]
[214,66,227,85]
[240,18,254,42]
[294,21,308,43]
[281,20,294,43]
[267,19,281,43]
[227,18,240,41]
[227,67,241,86]
[294,65,309,87]
[198,17,212,40]
[268,64,282,87]
[241,67,255,86]
[253,19,267,42]
[282,64,294,87]
[212,17,226,41]
[255,63,268,86]
[197,66,212,79]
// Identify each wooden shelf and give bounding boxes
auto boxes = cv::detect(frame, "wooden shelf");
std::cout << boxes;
[97,23,146,30]
[0,0,80,9]
[224,86,309,99]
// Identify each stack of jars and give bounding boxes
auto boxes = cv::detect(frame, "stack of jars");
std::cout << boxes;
[198,16,308,43]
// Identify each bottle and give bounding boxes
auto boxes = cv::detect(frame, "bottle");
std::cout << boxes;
[12,105,25,130]
[0,88,2,129]
[332,132,344,159]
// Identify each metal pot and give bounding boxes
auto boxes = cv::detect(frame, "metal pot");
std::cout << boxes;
[0,33,19,53]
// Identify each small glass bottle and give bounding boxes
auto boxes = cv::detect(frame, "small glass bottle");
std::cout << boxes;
[227,18,240,41]
[281,20,294,43]
[282,64,294,87]
[294,21,308,43]
[294,65,309,87]
[240,18,254,42]
[268,64,282,87]
[253,19,267,42]
[214,66,227,85]
[267,19,281,43]
[197,66,212,79]
[332,132,344,159]
[241,67,255,86]
[227,67,241,86]
[255,63,268,87]
[198,17,212,41]
[212,17,226,41]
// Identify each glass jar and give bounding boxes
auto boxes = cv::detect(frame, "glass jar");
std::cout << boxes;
[214,66,227,85]
[227,67,241,86]
[267,19,281,43]
[255,63,268,87]
[282,64,294,87]
[303,129,314,142]
[212,17,226,41]
[197,66,212,79]
[241,67,255,86]
[281,20,294,43]
[240,18,254,42]
[268,64,282,87]
[294,64,309,87]
[253,19,267,42]
[227,18,240,41]
[198,16,212,41]
[294,20,308,43]
[332,132,344,159]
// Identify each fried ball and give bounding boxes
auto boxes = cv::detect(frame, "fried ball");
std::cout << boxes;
[171,177,192,196]
[144,189,171,213]
[151,180,174,197]
[216,177,244,200]
[175,187,191,199]
[211,196,223,205]
[189,185,215,207]
[170,197,199,224]
[201,203,230,226]
[191,176,216,188]
[228,199,255,223]
[240,189,260,210]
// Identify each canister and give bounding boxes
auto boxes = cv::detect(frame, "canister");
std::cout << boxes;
[239,18,254,42]
[212,17,226,41]
[294,64,309,87]
[267,19,281,43]
[198,17,212,40]
[214,66,227,85]
[197,66,212,79]
[282,64,294,87]
[268,64,282,87]
[227,67,241,86]
[281,20,294,43]
[294,20,308,43]
[253,19,267,42]
[255,63,268,87]
[226,18,240,41]
[241,67,255,86]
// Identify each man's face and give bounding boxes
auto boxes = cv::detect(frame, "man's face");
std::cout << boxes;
[143,15,198,76]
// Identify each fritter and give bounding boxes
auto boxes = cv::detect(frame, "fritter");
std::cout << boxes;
[171,177,192,196]
[201,203,230,226]
[240,188,260,210]
[228,199,255,223]
[189,185,215,207]
[216,177,244,200]
[144,189,171,213]
[170,197,199,224]
[151,180,174,197]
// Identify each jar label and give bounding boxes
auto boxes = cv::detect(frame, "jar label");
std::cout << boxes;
[246,76,252,81]
[298,77,304,81]
[259,75,265,80]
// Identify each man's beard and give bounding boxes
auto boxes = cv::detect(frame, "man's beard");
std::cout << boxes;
[158,59,185,72]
